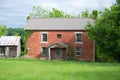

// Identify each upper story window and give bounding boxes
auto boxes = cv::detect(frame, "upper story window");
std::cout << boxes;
[41,32,48,43]
[75,32,83,43]
[57,34,62,38]
[75,47,82,56]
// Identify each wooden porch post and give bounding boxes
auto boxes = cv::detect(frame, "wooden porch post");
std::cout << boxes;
[5,47,9,57]
[66,48,68,60]
[48,48,51,60]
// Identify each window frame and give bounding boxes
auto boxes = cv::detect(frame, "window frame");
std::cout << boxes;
[41,32,48,43]
[75,32,83,44]
[41,47,48,56]
[75,47,82,56]
[57,34,62,38]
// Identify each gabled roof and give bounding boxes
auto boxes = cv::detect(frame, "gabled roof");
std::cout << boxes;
[47,42,69,48]
[25,18,94,30]
[0,36,21,46]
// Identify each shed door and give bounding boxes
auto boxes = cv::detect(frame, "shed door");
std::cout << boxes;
[9,47,17,57]
[0,46,5,56]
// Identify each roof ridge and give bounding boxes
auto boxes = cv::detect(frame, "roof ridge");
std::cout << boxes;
[30,17,93,19]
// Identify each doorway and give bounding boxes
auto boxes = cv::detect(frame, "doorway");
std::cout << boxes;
[0,46,5,57]
[55,49,62,59]
[9,46,17,57]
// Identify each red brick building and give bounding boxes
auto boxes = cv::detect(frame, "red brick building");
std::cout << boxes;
[25,18,95,61]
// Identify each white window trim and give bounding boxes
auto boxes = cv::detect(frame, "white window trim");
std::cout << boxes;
[75,32,83,44]
[75,48,82,56]
[75,32,83,34]
[41,32,48,43]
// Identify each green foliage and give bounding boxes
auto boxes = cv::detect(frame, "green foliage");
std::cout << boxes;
[68,46,75,60]
[6,28,33,56]
[81,9,90,18]
[81,9,99,19]
[0,25,7,36]
[90,10,98,19]
[86,0,120,62]
[27,6,75,19]
[28,6,101,19]
[0,58,120,80]
[49,8,71,18]
[29,6,49,18]
[21,30,34,56]
[7,28,24,36]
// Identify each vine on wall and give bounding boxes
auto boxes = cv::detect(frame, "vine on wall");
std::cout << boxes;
[21,30,34,56]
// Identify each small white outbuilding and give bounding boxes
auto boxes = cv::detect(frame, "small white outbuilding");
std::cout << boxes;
[0,36,21,57]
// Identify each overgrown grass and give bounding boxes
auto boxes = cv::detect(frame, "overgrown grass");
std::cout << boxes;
[0,58,120,80]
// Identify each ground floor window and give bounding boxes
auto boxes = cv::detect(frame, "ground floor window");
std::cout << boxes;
[41,47,48,56]
[75,47,82,56]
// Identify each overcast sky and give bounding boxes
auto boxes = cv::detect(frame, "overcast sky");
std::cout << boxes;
[0,0,115,28]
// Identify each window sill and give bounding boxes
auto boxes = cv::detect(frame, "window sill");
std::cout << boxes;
[75,42,82,44]
[41,42,48,43]
[76,55,81,56]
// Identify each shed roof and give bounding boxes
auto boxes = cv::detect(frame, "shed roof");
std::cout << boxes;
[25,18,94,30]
[0,36,21,46]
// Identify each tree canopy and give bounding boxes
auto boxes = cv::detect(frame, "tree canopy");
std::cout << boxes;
[27,6,73,20]
[7,28,24,36]
[0,25,7,36]
[86,0,120,62]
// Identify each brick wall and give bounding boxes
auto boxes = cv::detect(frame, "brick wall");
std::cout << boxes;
[26,30,95,61]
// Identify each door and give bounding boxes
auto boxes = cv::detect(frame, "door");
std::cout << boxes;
[9,46,17,57]
[55,49,62,59]
[0,46,5,57]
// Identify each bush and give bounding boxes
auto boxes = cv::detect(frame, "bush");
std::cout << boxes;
[68,46,75,60]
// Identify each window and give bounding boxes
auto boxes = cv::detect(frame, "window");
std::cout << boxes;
[41,47,47,56]
[75,32,82,42]
[57,34,62,38]
[75,47,82,56]
[41,33,48,42]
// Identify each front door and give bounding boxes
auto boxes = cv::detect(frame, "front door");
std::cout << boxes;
[55,49,62,59]
[9,47,17,57]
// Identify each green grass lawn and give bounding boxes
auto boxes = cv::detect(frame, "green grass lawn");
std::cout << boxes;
[0,58,120,80]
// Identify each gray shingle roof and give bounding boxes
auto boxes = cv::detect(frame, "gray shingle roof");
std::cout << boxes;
[25,18,94,30]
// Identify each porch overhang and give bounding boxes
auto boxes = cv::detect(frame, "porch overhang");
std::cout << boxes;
[47,42,69,48]
[47,42,69,60]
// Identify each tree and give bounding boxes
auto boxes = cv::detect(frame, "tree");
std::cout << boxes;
[0,25,7,36]
[7,28,24,36]
[86,0,120,62]
[81,9,90,18]
[27,6,72,20]
[90,10,98,19]
[28,6,49,18]
[49,8,71,18]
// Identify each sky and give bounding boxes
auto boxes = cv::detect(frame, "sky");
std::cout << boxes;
[0,0,115,28]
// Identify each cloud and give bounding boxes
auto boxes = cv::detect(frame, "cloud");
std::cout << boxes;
[0,0,115,28]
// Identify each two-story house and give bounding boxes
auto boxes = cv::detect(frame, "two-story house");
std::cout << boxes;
[25,18,95,61]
